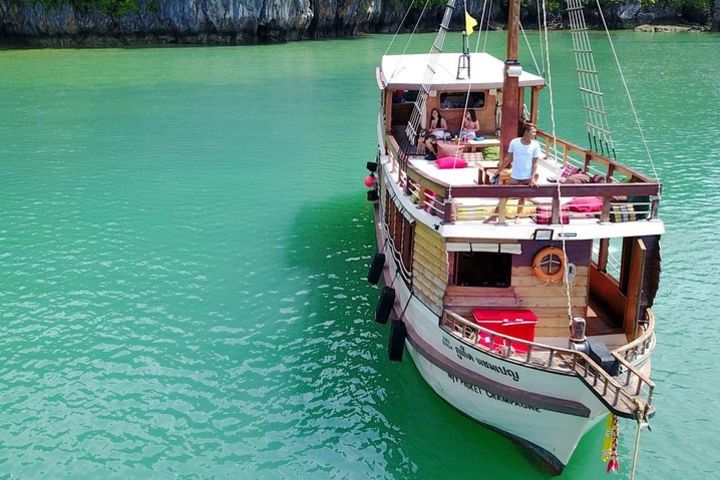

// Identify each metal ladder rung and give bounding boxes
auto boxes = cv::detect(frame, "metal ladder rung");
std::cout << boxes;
[579,87,603,95]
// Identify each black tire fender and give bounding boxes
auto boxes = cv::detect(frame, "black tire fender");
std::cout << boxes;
[367,252,385,284]
[375,286,395,324]
[388,319,407,362]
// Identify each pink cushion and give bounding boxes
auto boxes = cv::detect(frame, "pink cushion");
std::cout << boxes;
[435,156,468,169]
[560,165,582,178]
[566,196,603,212]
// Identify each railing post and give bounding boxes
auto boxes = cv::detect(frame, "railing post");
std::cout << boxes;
[650,196,660,220]
[551,195,561,224]
[404,177,412,196]
[443,198,455,223]
[600,197,611,223]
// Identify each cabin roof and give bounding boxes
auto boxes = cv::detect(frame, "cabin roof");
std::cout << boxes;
[379,52,545,90]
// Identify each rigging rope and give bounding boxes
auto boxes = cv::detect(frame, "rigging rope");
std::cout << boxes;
[386,0,431,82]
[383,0,415,56]
[595,0,660,185]
[535,0,546,76]
[519,21,542,75]
[540,0,573,322]
[482,0,493,52]
[402,0,431,55]
[474,0,490,52]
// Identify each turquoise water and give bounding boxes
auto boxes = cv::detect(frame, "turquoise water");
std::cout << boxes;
[1,32,719,478]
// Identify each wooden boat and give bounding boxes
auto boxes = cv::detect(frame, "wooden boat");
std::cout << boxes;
[365,0,662,474]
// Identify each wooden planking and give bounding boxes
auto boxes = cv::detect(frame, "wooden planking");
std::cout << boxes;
[444,264,589,332]
[415,231,446,259]
[511,265,588,278]
[406,167,450,197]
[446,285,588,298]
[412,222,448,309]
[535,326,572,338]
[444,295,588,309]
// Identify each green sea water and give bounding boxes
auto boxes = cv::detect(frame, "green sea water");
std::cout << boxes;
[1,32,719,479]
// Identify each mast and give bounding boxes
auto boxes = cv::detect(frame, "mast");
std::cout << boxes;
[500,0,522,155]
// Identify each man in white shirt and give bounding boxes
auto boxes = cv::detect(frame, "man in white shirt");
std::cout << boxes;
[485,123,541,223]
[498,123,541,185]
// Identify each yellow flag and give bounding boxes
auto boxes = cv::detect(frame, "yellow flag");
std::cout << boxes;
[465,12,478,36]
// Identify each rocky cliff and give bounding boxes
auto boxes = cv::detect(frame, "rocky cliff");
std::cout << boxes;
[0,0,714,47]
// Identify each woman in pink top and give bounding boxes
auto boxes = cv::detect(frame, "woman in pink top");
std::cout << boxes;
[459,109,479,141]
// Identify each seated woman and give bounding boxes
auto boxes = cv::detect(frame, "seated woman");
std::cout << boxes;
[459,109,480,141]
[422,108,447,159]
[424,135,439,160]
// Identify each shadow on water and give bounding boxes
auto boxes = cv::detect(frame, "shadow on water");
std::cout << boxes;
[278,192,611,479]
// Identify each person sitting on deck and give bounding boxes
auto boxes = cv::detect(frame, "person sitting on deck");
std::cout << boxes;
[459,109,480,141]
[426,108,448,141]
[422,108,448,159]
[484,123,541,223]
[424,135,439,160]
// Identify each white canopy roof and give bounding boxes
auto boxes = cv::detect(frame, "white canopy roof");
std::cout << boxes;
[378,52,545,90]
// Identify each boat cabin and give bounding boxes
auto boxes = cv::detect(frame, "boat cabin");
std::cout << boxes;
[375,51,663,352]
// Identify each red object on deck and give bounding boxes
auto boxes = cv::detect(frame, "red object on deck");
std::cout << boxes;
[471,308,538,353]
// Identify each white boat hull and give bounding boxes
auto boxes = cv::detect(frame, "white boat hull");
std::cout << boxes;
[376,217,610,472]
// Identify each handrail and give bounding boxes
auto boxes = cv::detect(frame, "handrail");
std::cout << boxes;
[535,130,653,183]
[441,309,655,418]
[613,308,656,361]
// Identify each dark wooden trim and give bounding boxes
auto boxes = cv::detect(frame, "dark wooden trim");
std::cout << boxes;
[597,238,610,272]
[624,239,646,340]
[404,322,592,417]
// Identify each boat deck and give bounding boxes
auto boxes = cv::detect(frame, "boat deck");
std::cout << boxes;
[384,129,663,233]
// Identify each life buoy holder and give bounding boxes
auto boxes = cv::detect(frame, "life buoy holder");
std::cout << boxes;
[532,247,567,283]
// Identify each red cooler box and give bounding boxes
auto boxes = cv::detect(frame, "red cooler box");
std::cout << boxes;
[471,308,538,353]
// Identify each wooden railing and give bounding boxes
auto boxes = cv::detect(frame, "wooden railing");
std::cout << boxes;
[386,130,661,225]
[440,309,656,418]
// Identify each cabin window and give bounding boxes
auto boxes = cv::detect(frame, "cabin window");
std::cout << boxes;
[391,90,419,126]
[453,252,512,288]
[439,92,485,109]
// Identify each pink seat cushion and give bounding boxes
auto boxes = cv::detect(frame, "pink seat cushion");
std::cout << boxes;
[566,196,603,212]
[435,156,468,169]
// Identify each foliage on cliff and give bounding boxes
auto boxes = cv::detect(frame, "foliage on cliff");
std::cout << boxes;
[10,0,152,14]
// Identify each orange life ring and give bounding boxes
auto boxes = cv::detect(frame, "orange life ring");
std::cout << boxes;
[532,247,567,283]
